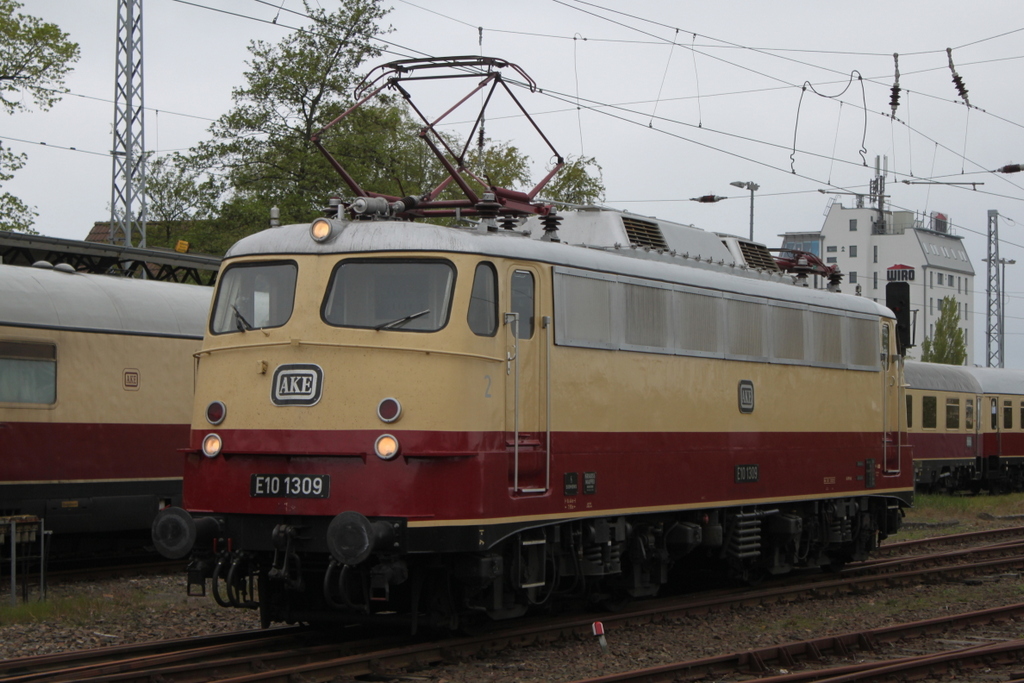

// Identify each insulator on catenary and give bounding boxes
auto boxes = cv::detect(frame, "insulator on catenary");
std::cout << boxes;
[946,47,970,106]
[997,164,1022,174]
[890,53,901,117]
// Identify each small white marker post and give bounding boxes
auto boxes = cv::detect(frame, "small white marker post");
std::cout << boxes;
[592,620,609,654]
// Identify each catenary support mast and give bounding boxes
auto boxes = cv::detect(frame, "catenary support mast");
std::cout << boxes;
[109,0,146,248]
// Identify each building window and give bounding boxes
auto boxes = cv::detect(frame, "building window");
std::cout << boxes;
[826,257,837,264]
[964,303,968,321]
[850,245,858,258]
[849,271,858,284]
[849,219,857,231]
[873,272,878,290]
[930,271,934,289]
[957,276,961,293]
[873,245,878,263]
[929,298,933,314]
[826,246,837,253]
[948,274,954,286]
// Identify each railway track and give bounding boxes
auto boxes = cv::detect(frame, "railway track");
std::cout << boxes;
[3,531,1023,682]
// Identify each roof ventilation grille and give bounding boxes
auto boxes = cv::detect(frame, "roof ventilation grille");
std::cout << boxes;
[621,217,668,250]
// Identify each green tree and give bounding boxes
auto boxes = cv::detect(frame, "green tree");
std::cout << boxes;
[190,0,392,227]
[167,0,604,253]
[541,155,605,206]
[920,296,967,365]
[0,0,80,233]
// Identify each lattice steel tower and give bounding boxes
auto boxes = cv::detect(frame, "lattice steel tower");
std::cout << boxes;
[109,0,146,248]
[986,209,1002,367]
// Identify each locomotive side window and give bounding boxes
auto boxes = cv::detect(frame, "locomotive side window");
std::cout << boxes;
[1004,400,1014,430]
[322,259,454,332]
[211,262,297,334]
[510,270,535,339]
[467,262,498,337]
[945,398,960,430]
[0,341,56,405]
[922,395,937,429]
[625,283,670,349]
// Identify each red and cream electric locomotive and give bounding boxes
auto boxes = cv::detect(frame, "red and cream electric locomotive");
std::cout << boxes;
[152,57,913,629]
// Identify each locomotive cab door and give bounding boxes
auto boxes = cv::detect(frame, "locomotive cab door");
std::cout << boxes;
[504,265,550,494]
[881,322,902,475]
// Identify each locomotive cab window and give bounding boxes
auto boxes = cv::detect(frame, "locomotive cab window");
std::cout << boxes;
[467,262,498,336]
[510,270,535,339]
[322,259,454,332]
[0,341,56,405]
[211,261,297,334]
[922,395,937,429]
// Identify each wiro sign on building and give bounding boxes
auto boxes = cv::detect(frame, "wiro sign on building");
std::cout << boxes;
[886,264,916,282]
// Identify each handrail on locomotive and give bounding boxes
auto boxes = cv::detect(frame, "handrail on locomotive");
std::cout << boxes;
[310,56,563,221]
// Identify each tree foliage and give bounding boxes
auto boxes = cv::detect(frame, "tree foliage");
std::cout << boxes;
[541,155,605,206]
[0,0,79,233]
[920,296,967,365]
[154,0,604,255]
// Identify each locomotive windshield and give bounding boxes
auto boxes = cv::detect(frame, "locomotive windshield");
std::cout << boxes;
[322,259,454,332]
[210,262,297,334]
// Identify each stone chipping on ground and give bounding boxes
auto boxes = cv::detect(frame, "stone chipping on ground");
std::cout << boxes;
[1,523,1023,682]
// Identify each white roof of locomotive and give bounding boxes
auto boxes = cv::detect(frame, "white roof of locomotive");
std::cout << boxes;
[903,360,983,394]
[225,214,891,318]
[0,263,211,338]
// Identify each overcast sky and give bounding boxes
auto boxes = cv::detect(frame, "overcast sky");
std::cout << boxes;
[7,0,1024,365]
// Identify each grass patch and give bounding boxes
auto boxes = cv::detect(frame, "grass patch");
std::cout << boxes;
[908,492,1024,522]
[0,581,166,627]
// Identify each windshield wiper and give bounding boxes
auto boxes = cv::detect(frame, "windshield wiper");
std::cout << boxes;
[375,309,430,331]
[232,305,253,332]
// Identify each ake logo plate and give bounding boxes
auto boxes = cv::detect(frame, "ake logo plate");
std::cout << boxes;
[271,364,324,406]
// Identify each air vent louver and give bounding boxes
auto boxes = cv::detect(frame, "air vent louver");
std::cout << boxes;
[621,217,668,250]
[738,241,780,271]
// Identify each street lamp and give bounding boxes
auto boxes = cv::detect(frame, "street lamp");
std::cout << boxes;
[730,181,759,241]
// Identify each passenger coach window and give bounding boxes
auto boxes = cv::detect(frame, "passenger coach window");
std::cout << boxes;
[510,270,535,339]
[946,398,960,430]
[212,262,297,334]
[323,260,454,332]
[906,395,913,429]
[1005,400,1014,430]
[991,398,998,430]
[966,399,974,430]
[467,262,498,336]
[922,396,937,429]
[0,341,56,404]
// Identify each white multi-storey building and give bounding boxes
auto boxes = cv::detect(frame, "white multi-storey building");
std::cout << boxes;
[781,199,975,364]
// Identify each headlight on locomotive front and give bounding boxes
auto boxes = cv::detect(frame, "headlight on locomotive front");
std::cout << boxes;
[206,400,226,425]
[309,218,334,242]
[375,434,400,460]
[202,433,223,458]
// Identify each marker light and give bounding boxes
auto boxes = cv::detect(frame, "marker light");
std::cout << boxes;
[374,434,400,460]
[202,433,223,458]
[377,397,401,423]
[206,401,226,425]
[310,218,333,242]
